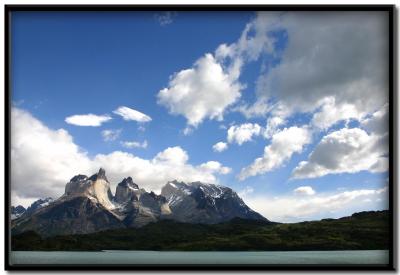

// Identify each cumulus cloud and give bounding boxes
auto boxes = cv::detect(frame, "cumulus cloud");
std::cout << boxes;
[95,148,231,194]
[199,161,232,175]
[157,12,281,128]
[12,108,92,201]
[121,140,148,149]
[292,128,388,179]
[294,186,316,196]
[311,97,364,130]
[157,54,242,127]
[212,142,228,153]
[11,108,231,206]
[242,187,388,222]
[238,126,311,180]
[227,123,262,145]
[65,114,112,127]
[113,106,152,123]
[245,12,388,129]
[101,129,122,141]
[263,116,286,139]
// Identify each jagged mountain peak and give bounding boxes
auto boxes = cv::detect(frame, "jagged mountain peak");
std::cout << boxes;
[11,205,26,220]
[64,168,114,210]
[70,174,88,182]
[88,167,108,182]
[161,180,267,224]
[114,177,141,204]
[164,180,226,198]
[118,177,139,190]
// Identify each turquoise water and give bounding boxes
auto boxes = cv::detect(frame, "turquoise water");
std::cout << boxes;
[10,250,389,265]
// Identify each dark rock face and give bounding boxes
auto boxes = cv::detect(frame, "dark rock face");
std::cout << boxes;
[24,197,54,216]
[88,167,108,182]
[11,169,266,237]
[114,177,140,204]
[12,197,124,237]
[11,205,26,220]
[161,180,267,224]
[114,179,171,228]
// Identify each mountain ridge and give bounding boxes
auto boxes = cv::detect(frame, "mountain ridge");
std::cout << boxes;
[11,168,267,237]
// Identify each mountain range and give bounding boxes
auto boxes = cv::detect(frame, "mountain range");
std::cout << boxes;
[11,168,267,237]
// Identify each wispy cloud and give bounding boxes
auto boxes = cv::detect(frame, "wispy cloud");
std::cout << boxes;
[113,106,152,123]
[121,140,148,149]
[155,12,177,26]
[101,129,122,141]
[242,187,388,223]
[239,126,311,180]
[65,113,112,127]
[294,186,316,196]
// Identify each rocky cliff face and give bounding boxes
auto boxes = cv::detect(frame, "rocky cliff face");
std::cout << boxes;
[64,168,115,210]
[12,196,124,237]
[114,177,140,204]
[113,177,171,228]
[24,197,54,216]
[11,168,266,237]
[161,180,267,224]
[11,205,26,220]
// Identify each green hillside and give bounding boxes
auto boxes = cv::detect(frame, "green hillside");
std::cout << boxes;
[12,210,390,251]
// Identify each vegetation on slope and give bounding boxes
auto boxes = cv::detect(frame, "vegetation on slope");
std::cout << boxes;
[12,210,390,251]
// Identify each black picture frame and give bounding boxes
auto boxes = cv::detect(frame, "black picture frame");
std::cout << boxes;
[4,4,396,271]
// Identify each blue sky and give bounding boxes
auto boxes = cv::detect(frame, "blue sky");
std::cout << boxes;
[10,11,389,222]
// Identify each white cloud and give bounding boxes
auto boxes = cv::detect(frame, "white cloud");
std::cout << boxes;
[113,106,152,123]
[227,123,262,145]
[246,12,388,128]
[182,127,193,136]
[199,161,231,175]
[121,140,148,149]
[294,186,316,196]
[292,128,388,179]
[311,97,364,130]
[11,108,231,206]
[157,53,242,127]
[234,98,272,119]
[12,108,92,202]
[95,148,231,193]
[65,114,112,127]
[212,142,228,153]
[215,12,280,63]
[242,187,388,222]
[157,13,281,128]
[238,126,311,180]
[154,146,188,165]
[263,116,286,139]
[101,129,122,141]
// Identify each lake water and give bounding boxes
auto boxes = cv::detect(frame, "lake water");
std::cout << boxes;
[10,250,389,265]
